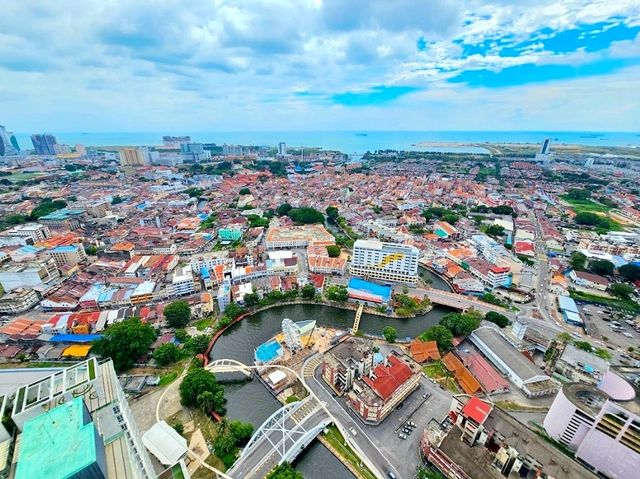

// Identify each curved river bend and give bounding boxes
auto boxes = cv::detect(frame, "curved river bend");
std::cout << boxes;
[209,269,452,477]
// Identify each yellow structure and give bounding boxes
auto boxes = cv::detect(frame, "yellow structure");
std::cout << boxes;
[375,252,404,269]
[62,345,92,358]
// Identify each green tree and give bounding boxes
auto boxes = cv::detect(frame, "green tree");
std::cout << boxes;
[590,259,615,276]
[491,205,515,216]
[609,283,635,299]
[574,212,603,226]
[111,195,124,205]
[416,466,446,479]
[485,224,505,238]
[383,326,398,343]
[569,251,587,271]
[243,292,260,306]
[276,203,292,216]
[325,206,339,220]
[556,332,572,343]
[441,213,460,225]
[239,187,251,195]
[287,207,324,224]
[184,334,212,355]
[326,245,340,257]
[222,302,245,319]
[325,285,348,302]
[180,368,226,413]
[595,348,613,361]
[197,391,219,414]
[485,311,510,328]
[439,311,482,337]
[84,245,98,255]
[229,420,254,445]
[164,300,192,328]
[574,341,593,353]
[92,318,156,372]
[618,263,640,282]
[153,343,183,366]
[566,188,591,200]
[301,284,316,299]
[266,463,303,479]
[30,198,67,219]
[419,325,454,352]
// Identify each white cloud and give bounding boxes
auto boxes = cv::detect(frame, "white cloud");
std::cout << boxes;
[0,0,639,132]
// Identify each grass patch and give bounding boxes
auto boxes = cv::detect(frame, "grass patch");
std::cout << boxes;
[495,400,548,412]
[158,371,178,387]
[422,363,459,393]
[570,289,640,313]
[561,196,611,213]
[195,317,214,331]
[423,363,447,378]
[322,425,377,479]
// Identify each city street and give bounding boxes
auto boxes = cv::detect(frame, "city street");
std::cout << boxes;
[307,362,452,479]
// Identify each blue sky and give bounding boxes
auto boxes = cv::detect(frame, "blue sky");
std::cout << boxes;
[1,0,639,132]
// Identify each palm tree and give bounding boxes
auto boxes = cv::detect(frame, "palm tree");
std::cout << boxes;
[197,391,217,414]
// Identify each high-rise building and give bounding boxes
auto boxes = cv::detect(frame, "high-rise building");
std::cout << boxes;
[0,125,18,156]
[0,358,166,479]
[119,147,149,166]
[30,133,58,155]
[350,239,419,283]
[278,142,287,156]
[540,138,551,154]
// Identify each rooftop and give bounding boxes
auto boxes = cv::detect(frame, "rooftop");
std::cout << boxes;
[15,397,102,479]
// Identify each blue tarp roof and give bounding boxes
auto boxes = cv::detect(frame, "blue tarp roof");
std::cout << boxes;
[200,267,210,279]
[49,334,102,343]
[347,278,392,302]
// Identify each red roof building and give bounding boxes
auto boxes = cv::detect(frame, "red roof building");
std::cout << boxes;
[347,354,421,424]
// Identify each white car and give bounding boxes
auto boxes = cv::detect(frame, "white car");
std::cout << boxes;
[623,332,634,338]
[349,427,358,437]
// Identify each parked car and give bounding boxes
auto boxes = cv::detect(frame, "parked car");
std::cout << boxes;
[349,427,358,437]
[399,433,407,440]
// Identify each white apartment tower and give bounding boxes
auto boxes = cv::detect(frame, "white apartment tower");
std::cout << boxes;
[350,239,419,284]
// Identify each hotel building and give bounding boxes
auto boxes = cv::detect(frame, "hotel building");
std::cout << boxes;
[349,239,419,284]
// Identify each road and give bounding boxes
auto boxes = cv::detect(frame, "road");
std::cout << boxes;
[305,357,452,479]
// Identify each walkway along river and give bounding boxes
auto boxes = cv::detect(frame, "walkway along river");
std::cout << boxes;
[207,269,453,478]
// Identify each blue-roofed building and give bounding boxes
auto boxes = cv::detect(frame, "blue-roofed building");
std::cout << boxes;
[347,278,392,306]
[557,295,583,326]
[49,334,102,343]
[38,208,84,230]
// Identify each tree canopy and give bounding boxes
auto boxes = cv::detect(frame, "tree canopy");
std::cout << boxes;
[287,207,325,224]
[618,263,640,282]
[266,463,303,479]
[569,251,587,271]
[301,284,316,299]
[92,318,156,372]
[276,203,292,216]
[609,283,635,299]
[153,343,183,366]
[179,367,226,414]
[325,206,339,219]
[485,224,505,238]
[590,259,614,276]
[164,300,192,328]
[30,198,67,219]
[439,311,482,337]
[325,285,348,302]
[383,326,397,343]
[485,311,510,328]
[419,325,453,352]
[326,245,341,257]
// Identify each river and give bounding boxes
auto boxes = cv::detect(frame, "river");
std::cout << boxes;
[209,268,452,477]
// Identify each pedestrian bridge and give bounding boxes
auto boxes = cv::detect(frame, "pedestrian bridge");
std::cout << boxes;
[227,395,332,478]
[207,358,252,377]
[203,360,333,478]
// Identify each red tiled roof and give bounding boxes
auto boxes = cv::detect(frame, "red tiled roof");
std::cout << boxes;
[461,396,492,424]
[409,340,441,363]
[363,355,413,401]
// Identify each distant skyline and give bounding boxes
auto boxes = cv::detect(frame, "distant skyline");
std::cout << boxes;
[2,1,639,132]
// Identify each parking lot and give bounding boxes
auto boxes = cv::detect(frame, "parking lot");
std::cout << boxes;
[579,304,639,352]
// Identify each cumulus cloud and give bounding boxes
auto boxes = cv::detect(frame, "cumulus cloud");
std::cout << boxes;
[0,0,639,132]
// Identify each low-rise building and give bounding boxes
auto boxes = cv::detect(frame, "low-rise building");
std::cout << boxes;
[38,208,84,230]
[469,326,558,397]
[0,287,40,314]
[347,353,421,424]
[171,266,195,297]
[322,337,374,394]
[569,270,610,291]
[265,225,335,249]
[1,223,51,243]
[0,259,60,292]
[421,395,596,479]
[554,343,609,384]
[46,244,87,268]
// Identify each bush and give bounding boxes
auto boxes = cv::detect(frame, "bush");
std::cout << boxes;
[184,334,212,354]
[325,285,348,302]
[239,187,251,195]
[301,284,316,299]
[266,463,303,479]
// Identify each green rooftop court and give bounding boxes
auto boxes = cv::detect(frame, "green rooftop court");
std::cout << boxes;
[15,396,106,479]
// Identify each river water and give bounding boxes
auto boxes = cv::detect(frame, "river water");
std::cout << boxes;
[209,269,451,477]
